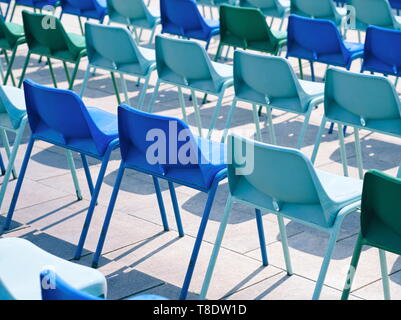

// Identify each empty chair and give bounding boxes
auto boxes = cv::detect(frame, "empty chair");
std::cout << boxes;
[239,0,290,30]
[81,23,156,109]
[223,50,324,148]
[107,0,161,45]
[290,0,346,28]
[3,80,120,263]
[200,134,362,300]
[342,170,401,300]
[59,0,107,33]
[287,14,364,81]
[41,269,167,300]
[160,0,219,50]
[0,238,106,300]
[361,26,401,84]
[148,35,233,138]
[92,105,227,301]
[19,11,87,90]
[312,68,401,180]
[0,16,25,86]
[9,0,59,21]
[216,4,287,62]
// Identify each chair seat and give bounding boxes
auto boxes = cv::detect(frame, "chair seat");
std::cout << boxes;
[299,79,324,97]
[344,41,364,55]
[87,107,119,140]
[271,29,287,41]
[5,22,24,37]
[0,238,106,300]
[204,18,219,29]
[68,33,86,50]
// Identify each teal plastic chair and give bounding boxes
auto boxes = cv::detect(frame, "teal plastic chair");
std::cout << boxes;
[239,0,290,30]
[107,0,161,46]
[0,86,28,217]
[342,170,401,300]
[0,238,106,300]
[81,23,156,109]
[200,134,362,300]
[148,35,233,139]
[223,50,324,148]
[290,0,346,28]
[312,68,401,180]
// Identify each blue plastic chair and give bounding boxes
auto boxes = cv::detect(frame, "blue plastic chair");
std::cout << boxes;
[287,14,364,82]
[107,0,161,45]
[0,238,106,300]
[148,35,233,139]
[160,0,220,50]
[223,50,324,148]
[81,23,156,109]
[59,0,107,34]
[9,0,59,21]
[40,269,167,300]
[312,68,401,180]
[92,105,227,300]
[361,26,401,86]
[3,80,120,262]
[200,134,362,300]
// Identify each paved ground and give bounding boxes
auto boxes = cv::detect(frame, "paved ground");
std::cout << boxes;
[1,2,401,300]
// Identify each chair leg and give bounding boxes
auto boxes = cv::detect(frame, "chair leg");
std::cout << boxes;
[310,61,315,81]
[265,106,277,145]
[0,153,5,175]
[110,71,122,105]
[298,59,304,80]
[147,79,161,112]
[138,74,151,110]
[92,163,125,268]
[207,91,224,140]
[119,73,130,105]
[214,43,223,62]
[8,2,16,22]
[179,180,220,300]
[152,176,169,231]
[78,16,84,35]
[296,109,313,149]
[68,58,81,90]
[199,196,233,300]
[311,117,327,164]
[3,48,17,86]
[255,209,268,266]
[341,235,363,300]
[279,17,285,30]
[66,150,82,201]
[252,104,262,141]
[3,136,35,231]
[62,61,71,85]
[79,64,91,97]
[190,89,203,137]
[168,181,184,237]
[277,215,293,275]
[148,26,157,46]
[80,154,94,196]
[354,128,364,179]
[177,86,188,123]
[18,53,31,88]
[47,57,57,88]
[0,129,17,179]
[222,98,237,143]
[74,145,115,260]
[379,249,391,300]
[338,123,349,177]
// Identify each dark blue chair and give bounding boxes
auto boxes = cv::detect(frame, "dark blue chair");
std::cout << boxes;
[3,80,120,262]
[40,269,168,300]
[9,0,59,21]
[60,0,107,33]
[160,0,219,50]
[362,26,401,85]
[92,105,227,300]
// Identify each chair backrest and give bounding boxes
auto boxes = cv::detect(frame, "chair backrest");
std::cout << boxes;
[155,35,223,92]
[233,50,310,112]
[290,0,340,23]
[361,170,401,253]
[85,23,151,75]
[390,0,401,9]
[227,134,338,227]
[324,68,401,126]
[362,26,401,76]
[348,0,397,30]
[107,0,150,24]
[60,0,95,10]
[23,79,110,155]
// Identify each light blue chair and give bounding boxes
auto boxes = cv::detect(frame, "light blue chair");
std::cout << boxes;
[312,68,401,180]
[3,80,120,263]
[107,0,161,46]
[148,35,233,139]
[81,23,156,109]
[223,50,324,148]
[92,105,227,300]
[0,238,106,300]
[200,134,362,300]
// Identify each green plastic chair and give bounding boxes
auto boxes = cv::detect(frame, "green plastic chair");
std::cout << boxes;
[0,86,27,214]
[107,0,161,46]
[0,17,25,86]
[223,50,324,148]
[239,0,290,30]
[200,134,362,300]
[81,23,156,109]
[312,68,401,180]
[148,35,233,139]
[290,0,346,28]
[342,170,401,300]
[215,4,287,61]
[18,10,87,90]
